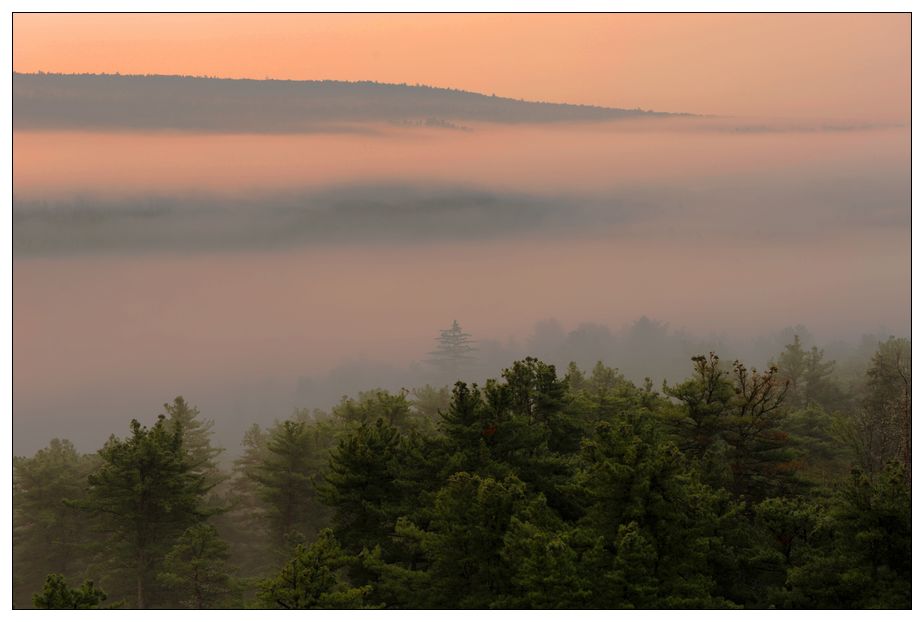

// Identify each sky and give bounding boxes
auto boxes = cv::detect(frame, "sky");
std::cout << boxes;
[13,13,910,120]
[11,13,911,454]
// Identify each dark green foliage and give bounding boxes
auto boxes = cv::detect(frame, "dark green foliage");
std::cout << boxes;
[32,574,110,609]
[418,473,528,608]
[565,361,660,429]
[664,355,797,503]
[75,416,210,608]
[501,514,592,608]
[784,463,911,608]
[163,396,224,488]
[785,403,851,485]
[566,415,738,608]
[333,388,417,431]
[502,357,580,454]
[159,524,241,608]
[257,529,373,609]
[437,358,582,519]
[739,496,823,606]
[14,347,911,610]
[663,353,737,459]
[437,381,494,475]
[247,418,333,554]
[13,439,99,608]
[322,419,427,561]
[356,519,435,608]
[723,361,797,501]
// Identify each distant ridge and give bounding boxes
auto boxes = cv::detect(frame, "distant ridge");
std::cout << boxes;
[13,72,682,132]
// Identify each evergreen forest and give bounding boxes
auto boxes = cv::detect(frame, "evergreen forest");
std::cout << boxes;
[12,336,912,609]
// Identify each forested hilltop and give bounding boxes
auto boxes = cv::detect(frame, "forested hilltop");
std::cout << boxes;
[13,72,674,133]
[13,336,911,609]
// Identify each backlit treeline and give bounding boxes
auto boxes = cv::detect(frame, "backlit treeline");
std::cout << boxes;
[12,335,911,609]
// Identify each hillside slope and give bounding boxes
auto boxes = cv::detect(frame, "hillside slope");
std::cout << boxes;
[13,72,678,132]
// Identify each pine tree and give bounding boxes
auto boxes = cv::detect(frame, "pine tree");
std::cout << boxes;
[163,397,224,489]
[419,473,528,608]
[724,361,795,501]
[332,389,413,430]
[32,574,110,610]
[74,416,210,608]
[159,524,240,609]
[860,338,911,477]
[321,420,406,558]
[777,335,808,405]
[665,355,795,503]
[257,529,373,609]
[663,353,736,459]
[569,415,737,608]
[427,320,476,379]
[438,381,493,476]
[775,337,845,411]
[221,423,275,581]
[13,439,99,608]
[802,346,843,410]
[248,419,333,555]
[785,463,911,608]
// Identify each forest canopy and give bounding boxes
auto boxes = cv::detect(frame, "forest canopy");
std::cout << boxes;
[13,336,911,609]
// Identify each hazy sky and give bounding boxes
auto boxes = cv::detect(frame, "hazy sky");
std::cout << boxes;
[13,13,909,120]
[12,14,910,454]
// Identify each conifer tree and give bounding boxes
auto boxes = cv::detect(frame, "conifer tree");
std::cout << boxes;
[163,397,224,489]
[13,439,99,608]
[322,420,406,558]
[159,524,240,609]
[32,574,110,610]
[427,320,476,379]
[74,416,210,608]
[248,419,333,555]
[849,337,911,478]
[257,529,373,609]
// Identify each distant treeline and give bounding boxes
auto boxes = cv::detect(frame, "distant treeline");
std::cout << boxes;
[13,183,567,256]
[290,319,900,424]
[13,335,910,609]
[13,72,675,133]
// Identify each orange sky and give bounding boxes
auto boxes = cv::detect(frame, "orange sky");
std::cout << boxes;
[13,13,910,121]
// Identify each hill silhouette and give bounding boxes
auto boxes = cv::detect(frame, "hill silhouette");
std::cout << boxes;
[13,72,680,132]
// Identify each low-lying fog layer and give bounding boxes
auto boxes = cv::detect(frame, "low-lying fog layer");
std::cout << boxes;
[13,112,909,456]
